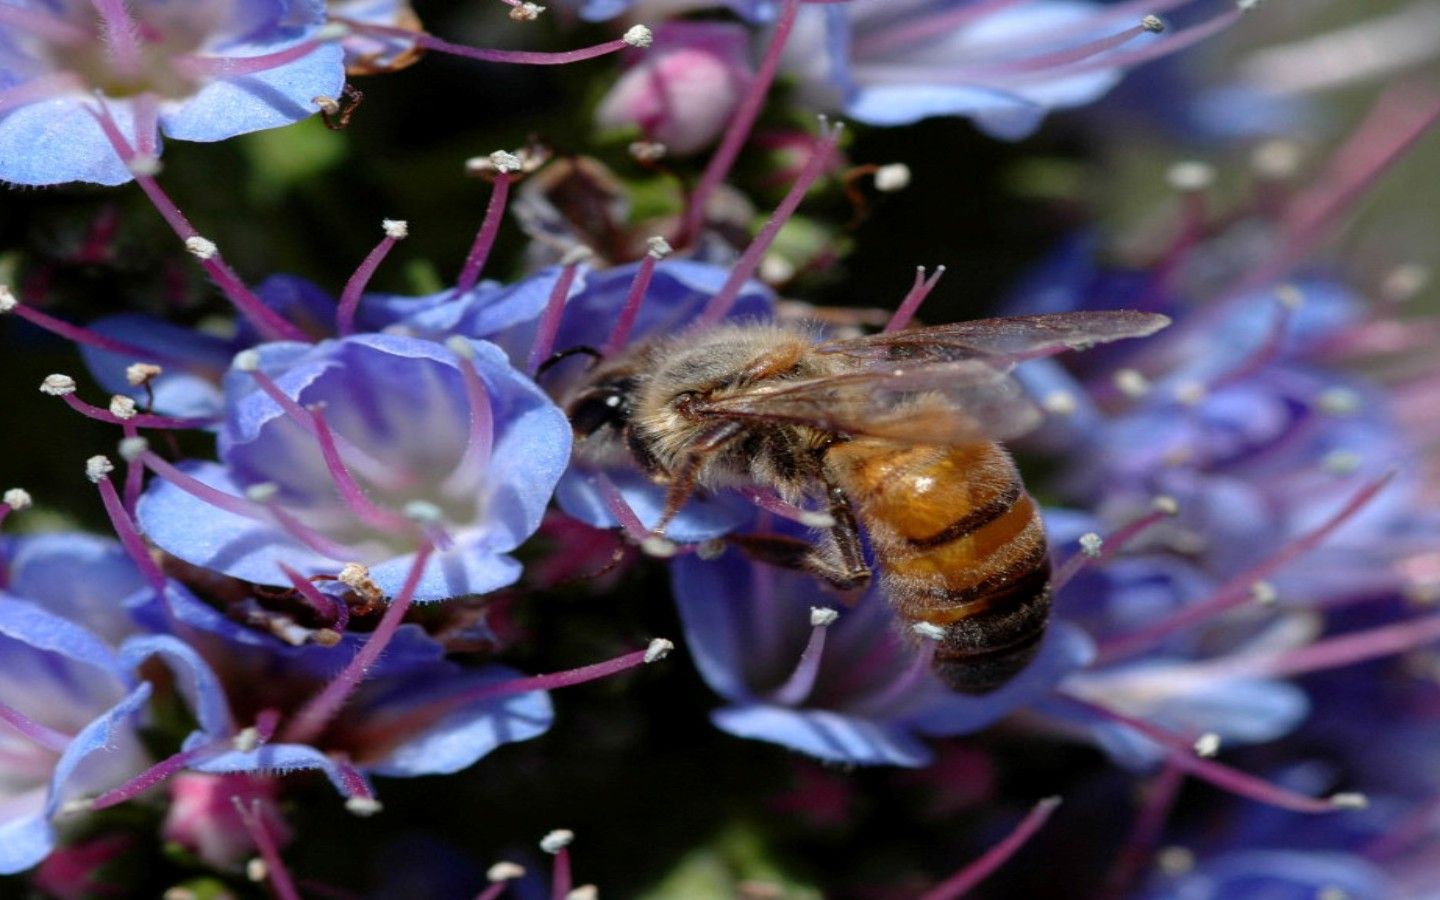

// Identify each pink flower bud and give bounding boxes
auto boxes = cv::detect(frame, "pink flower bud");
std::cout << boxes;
[595,23,752,156]
[163,773,291,870]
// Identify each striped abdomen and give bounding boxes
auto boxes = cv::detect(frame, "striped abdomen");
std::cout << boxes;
[826,440,1051,694]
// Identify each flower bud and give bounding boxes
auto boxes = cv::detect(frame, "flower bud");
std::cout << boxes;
[163,774,291,870]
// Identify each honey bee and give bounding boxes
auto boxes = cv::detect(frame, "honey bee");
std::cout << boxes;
[565,311,1169,693]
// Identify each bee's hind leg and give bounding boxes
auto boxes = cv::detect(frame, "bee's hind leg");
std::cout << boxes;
[726,483,872,594]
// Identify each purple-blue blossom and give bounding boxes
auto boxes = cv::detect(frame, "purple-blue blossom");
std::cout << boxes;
[0,0,344,185]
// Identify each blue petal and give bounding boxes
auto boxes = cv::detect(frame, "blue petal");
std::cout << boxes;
[5,533,148,645]
[555,467,755,544]
[119,635,236,740]
[78,314,235,420]
[159,43,345,142]
[0,95,140,186]
[712,705,934,766]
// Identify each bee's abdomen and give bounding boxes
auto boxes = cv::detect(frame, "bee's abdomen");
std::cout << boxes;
[829,442,1052,694]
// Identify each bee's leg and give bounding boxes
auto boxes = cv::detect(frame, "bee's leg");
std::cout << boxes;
[809,478,871,590]
[651,422,744,537]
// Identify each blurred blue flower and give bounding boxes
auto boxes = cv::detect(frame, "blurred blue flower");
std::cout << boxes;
[0,0,344,185]
[136,333,571,600]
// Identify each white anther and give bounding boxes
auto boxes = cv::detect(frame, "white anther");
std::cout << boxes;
[1323,450,1362,475]
[622,24,653,48]
[1382,264,1431,304]
[381,219,409,240]
[567,887,598,900]
[794,509,834,529]
[246,858,267,883]
[646,236,673,259]
[1193,732,1221,758]
[1251,139,1302,179]
[1112,368,1149,398]
[109,395,138,420]
[912,621,946,641]
[345,797,383,817]
[1042,391,1077,415]
[232,726,261,753]
[126,362,162,386]
[58,797,94,817]
[1151,495,1180,515]
[641,536,676,558]
[403,500,444,524]
[315,21,351,41]
[629,141,668,162]
[1236,0,1264,12]
[444,336,476,360]
[1140,13,1166,33]
[488,862,526,882]
[1166,160,1213,192]
[759,255,796,285]
[1155,846,1195,876]
[489,150,523,174]
[540,829,574,853]
[86,456,114,483]
[562,244,596,266]
[510,1,546,19]
[810,607,839,627]
[244,482,279,503]
[644,638,675,663]
[1173,380,1207,406]
[1316,387,1360,416]
[40,374,76,396]
[1078,532,1104,558]
[1249,580,1278,605]
[3,488,32,510]
[184,236,218,260]
[117,436,149,461]
[1274,283,1304,310]
[233,349,261,372]
[873,163,911,192]
[0,284,16,312]
[1329,792,1369,810]
[313,95,341,116]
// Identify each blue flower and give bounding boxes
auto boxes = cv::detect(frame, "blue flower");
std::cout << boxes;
[0,532,149,645]
[0,600,152,874]
[0,0,345,185]
[671,544,1092,766]
[135,333,572,601]
[1139,849,1391,900]
[783,0,1178,138]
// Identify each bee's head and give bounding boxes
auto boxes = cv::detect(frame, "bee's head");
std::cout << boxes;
[567,375,639,439]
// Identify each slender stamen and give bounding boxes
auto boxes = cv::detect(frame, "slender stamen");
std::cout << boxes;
[526,255,588,376]
[884,265,947,333]
[456,172,513,295]
[969,17,1163,76]
[919,797,1063,900]
[739,488,835,529]
[91,742,218,810]
[1097,474,1393,663]
[0,701,73,753]
[337,220,408,336]
[0,5,88,43]
[601,238,671,357]
[90,458,167,597]
[83,104,308,343]
[440,340,495,496]
[475,862,526,900]
[0,488,29,589]
[856,0,1033,58]
[120,423,143,514]
[278,562,342,626]
[281,544,435,745]
[0,285,189,365]
[544,833,573,900]
[232,797,301,900]
[457,641,672,706]
[331,754,382,815]
[1098,759,1186,900]
[591,472,653,545]
[57,391,214,430]
[849,630,939,716]
[260,499,358,561]
[768,609,838,705]
[334,18,645,66]
[307,407,417,533]
[1196,613,1440,682]
[126,445,269,521]
[90,0,144,79]
[1052,502,1175,592]
[177,41,324,78]
[697,120,844,327]
[681,0,802,242]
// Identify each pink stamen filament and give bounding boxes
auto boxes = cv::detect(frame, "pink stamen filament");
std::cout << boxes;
[91,740,225,810]
[591,472,651,543]
[232,797,301,900]
[0,701,73,753]
[279,562,342,626]
[177,40,322,78]
[130,92,158,158]
[919,796,1063,900]
[307,408,418,534]
[90,0,144,80]
[526,261,584,376]
[337,230,404,336]
[94,473,167,597]
[439,356,495,496]
[696,122,843,327]
[849,638,937,717]
[1097,473,1393,663]
[458,647,653,705]
[768,619,833,705]
[1196,613,1440,682]
[456,174,512,296]
[281,543,435,745]
[968,19,1157,76]
[1051,508,1171,593]
[600,254,661,357]
[1098,759,1186,900]
[331,754,376,804]
[84,104,308,343]
[335,18,633,66]
[1206,299,1295,391]
[0,5,88,43]
[121,423,143,514]
[550,848,572,900]
[681,0,802,243]
[1061,695,1346,813]
[2,298,188,366]
[883,266,947,333]
[59,392,214,430]
[738,488,825,528]
[474,885,508,900]
[856,0,1032,58]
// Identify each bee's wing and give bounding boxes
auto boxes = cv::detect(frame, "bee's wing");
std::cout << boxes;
[814,311,1171,365]
[696,359,1043,444]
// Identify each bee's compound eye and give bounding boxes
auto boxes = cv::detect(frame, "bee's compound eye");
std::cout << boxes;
[569,384,632,436]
